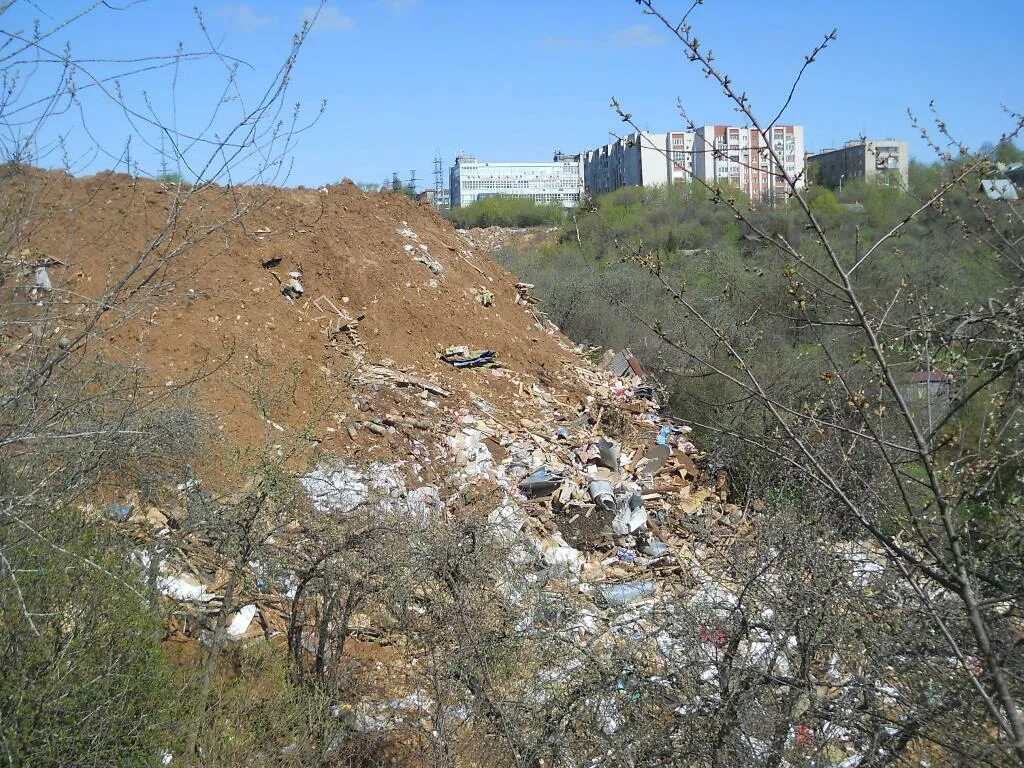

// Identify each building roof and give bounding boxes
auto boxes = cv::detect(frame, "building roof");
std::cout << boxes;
[909,369,954,384]
[980,179,1019,201]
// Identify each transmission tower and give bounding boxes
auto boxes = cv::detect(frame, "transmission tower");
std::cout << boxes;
[433,152,443,203]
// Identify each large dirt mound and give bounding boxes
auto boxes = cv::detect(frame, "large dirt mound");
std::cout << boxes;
[3,169,585,457]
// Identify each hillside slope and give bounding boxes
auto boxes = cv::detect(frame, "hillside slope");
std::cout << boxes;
[4,170,585,461]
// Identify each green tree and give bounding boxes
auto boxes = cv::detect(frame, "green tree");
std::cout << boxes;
[808,187,842,216]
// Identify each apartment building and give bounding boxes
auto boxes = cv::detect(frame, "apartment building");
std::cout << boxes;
[667,130,695,183]
[581,131,695,197]
[448,152,583,208]
[807,139,909,190]
[582,132,668,196]
[692,124,806,203]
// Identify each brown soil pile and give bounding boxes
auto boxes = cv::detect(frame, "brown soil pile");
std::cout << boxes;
[3,169,586,463]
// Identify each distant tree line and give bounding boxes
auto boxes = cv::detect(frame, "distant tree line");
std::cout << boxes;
[444,195,567,228]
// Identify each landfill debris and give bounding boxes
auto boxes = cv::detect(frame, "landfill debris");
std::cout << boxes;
[519,468,566,498]
[413,254,443,275]
[282,277,304,298]
[657,422,692,446]
[514,281,539,306]
[638,539,669,558]
[440,346,498,369]
[599,580,656,607]
[137,551,217,603]
[227,604,258,639]
[611,492,648,535]
[300,463,405,515]
[446,429,496,481]
[595,438,620,470]
[359,364,450,397]
[474,286,494,306]
[105,502,132,522]
[588,479,616,512]
[34,266,52,292]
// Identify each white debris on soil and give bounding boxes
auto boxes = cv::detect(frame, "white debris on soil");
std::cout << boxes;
[226,604,258,638]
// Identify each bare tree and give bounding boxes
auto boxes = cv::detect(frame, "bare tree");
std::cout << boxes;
[546,1,1024,763]
[0,3,322,764]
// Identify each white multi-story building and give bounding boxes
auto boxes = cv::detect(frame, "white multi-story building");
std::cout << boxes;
[582,131,694,197]
[583,132,668,196]
[693,124,805,204]
[448,152,583,208]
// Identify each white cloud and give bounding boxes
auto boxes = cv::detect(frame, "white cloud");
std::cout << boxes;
[301,4,355,31]
[607,24,665,48]
[538,35,584,51]
[216,4,274,33]
[539,24,664,52]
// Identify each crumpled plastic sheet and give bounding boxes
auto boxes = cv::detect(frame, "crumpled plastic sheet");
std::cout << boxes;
[445,428,497,481]
[519,467,565,497]
[611,492,648,535]
[300,463,406,515]
[134,550,215,603]
[539,532,582,572]
[227,604,258,638]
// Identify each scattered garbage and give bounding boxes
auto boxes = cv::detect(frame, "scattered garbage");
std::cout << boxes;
[446,429,496,480]
[440,346,498,369]
[105,502,132,522]
[282,277,304,298]
[612,492,648,535]
[638,538,669,558]
[595,438,620,470]
[657,423,691,446]
[599,580,656,607]
[588,479,616,512]
[34,266,52,292]
[413,254,443,275]
[519,468,566,497]
[227,604,258,639]
[474,286,494,306]
[539,535,582,572]
[300,463,405,515]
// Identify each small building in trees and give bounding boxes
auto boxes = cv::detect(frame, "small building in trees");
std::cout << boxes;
[902,368,955,433]
[808,138,909,191]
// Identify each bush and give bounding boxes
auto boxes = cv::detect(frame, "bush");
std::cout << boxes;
[0,522,183,766]
[446,195,568,228]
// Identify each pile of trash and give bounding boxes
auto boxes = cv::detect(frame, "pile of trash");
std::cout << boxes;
[457,225,559,253]
[424,344,748,613]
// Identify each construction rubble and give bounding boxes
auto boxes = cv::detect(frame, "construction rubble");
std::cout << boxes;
[6,170,894,763]
[110,336,778,711]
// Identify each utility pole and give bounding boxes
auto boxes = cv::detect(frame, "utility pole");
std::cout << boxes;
[159,136,169,180]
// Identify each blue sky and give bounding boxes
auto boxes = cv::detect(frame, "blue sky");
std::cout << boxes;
[4,0,1022,187]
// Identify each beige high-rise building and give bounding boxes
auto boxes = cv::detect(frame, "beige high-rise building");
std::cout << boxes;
[692,124,806,204]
